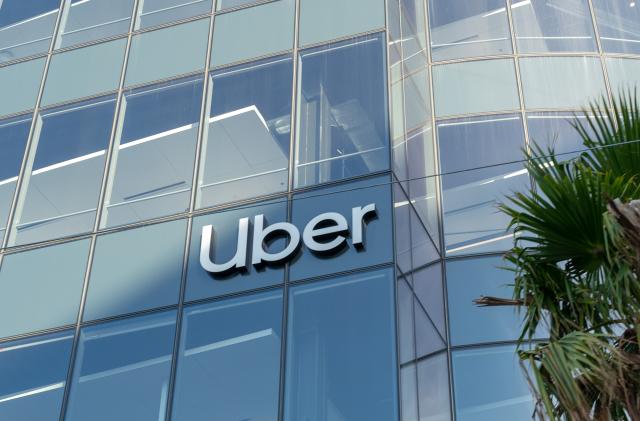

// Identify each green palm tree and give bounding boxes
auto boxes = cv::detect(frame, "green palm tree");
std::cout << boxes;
[476,91,640,420]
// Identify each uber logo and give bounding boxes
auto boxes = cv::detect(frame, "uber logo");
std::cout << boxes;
[200,204,377,274]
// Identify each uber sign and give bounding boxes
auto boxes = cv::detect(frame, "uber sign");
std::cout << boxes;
[200,204,377,274]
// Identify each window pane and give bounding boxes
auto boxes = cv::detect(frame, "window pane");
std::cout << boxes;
[401,364,418,421]
[299,0,384,47]
[437,115,527,255]
[414,298,445,358]
[526,112,594,159]
[433,60,519,117]
[198,56,292,208]
[429,0,511,61]
[172,291,282,420]
[592,0,640,55]
[520,56,606,110]
[186,200,287,302]
[125,18,209,87]
[606,57,640,94]
[0,115,30,244]
[84,219,186,321]
[15,96,117,245]
[399,0,428,73]
[447,256,523,345]
[216,0,260,11]
[42,40,126,107]
[65,311,177,421]
[0,331,74,421]
[0,58,45,117]
[512,0,596,52]
[104,76,203,227]
[417,353,451,421]
[452,345,534,421]
[0,239,89,339]
[0,0,59,63]
[295,33,389,188]
[57,0,134,48]
[211,0,294,68]
[136,0,212,29]
[398,278,415,364]
[290,176,394,281]
[285,269,398,421]
[412,264,446,338]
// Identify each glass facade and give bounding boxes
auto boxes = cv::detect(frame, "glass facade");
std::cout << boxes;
[0,1,635,420]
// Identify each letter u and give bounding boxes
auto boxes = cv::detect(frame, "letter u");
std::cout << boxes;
[200,218,249,274]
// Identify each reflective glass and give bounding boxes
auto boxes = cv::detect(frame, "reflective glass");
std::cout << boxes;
[0,331,73,421]
[42,39,126,107]
[172,291,282,421]
[512,0,596,52]
[417,353,451,421]
[452,345,534,421]
[410,206,440,268]
[447,256,522,345]
[398,278,415,364]
[527,112,594,159]
[0,239,89,339]
[216,0,260,11]
[606,57,640,94]
[295,34,389,188]
[404,69,430,132]
[57,0,134,48]
[299,0,385,47]
[0,115,30,244]
[198,56,292,208]
[400,0,428,72]
[519,56,606,110]
[592,0,640,55]
[414,298,445,358]
[429,0,512,61]
[104,76,203,227]
[125,18,209,87]
[0,0,59,63]
[65,311,177,421]
[15,96,117,245]
[438,115,527,255]
[401,364,418,421]
[433,59,519,117]
[211,0,294,68]
[290,176,393,281]
[394,185,412,274]
[84,219,186,321]
[186,200,286,302]
[412,264,446,338]
[285,269,398,421]
[0,57,45,117]
[136,0,212,29]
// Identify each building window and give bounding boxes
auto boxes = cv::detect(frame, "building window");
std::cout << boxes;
[592,0,640,55]
[295,33,389,188]
[172,290,283,420]
[0,58,45,117]
[135,0,212,30]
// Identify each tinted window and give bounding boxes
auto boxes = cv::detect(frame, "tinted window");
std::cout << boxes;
[417,352,451,421]
[0,331,74,421]
[57,0,134,48]
[295,33,389,188]
[592,0,640,55]
[172,291,282,420]
[0,0,59,63]
[0,58,45,117]
[104,76,203,227]
[198,55,292,208]
[64,311,177,421]
[15,96,117,245]
[136,0,212,29]
[285,269,398,421]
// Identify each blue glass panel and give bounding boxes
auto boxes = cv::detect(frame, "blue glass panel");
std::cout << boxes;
[417,352,451,421]
[290,176,393,281]
[398,277,415,364]
[0,331,74,421]
[58,0,134,49]
[438,115,528,255]
[428,0,511,61]
[105,76,203,227]
[0,239,89,339]
[0,0,59,63]
[84,219,186,321]
[186,200,287,302]
[285,269,398,421]
[198,55,292,208]
[0,115,30,243]
[295,33,389,188]
[592,0,640,55]
[15,96,117,245]
[65,311,177,421]
[453,345,534,421]
[526,112,596,160]
[137,0,212,29]
[172,290,282,420]
[447,256,522,346]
